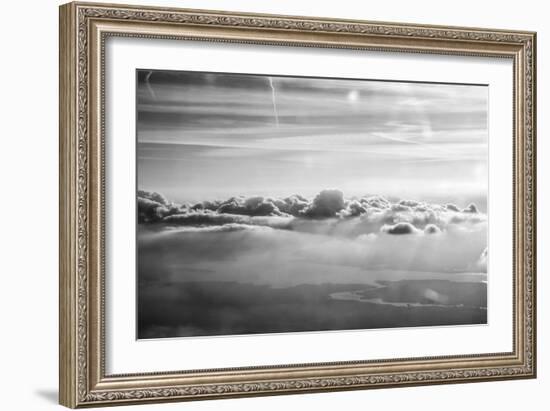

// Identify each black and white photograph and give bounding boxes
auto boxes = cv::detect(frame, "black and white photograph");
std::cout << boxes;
[136,69,488,339]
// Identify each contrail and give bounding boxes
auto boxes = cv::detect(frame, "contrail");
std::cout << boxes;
[268,77,280,128]
[144,71,157,101]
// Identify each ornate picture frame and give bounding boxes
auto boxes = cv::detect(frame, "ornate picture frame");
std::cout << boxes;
[59,2,536,408]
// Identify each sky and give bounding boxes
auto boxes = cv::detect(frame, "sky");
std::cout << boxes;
[136,69,488,209]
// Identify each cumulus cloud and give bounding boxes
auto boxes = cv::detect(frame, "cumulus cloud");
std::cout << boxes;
[191,200,220,212]
[138,189,169,206]
[216,196,286,217]
[361,196,391,210]
[381,222,421,235]
[137,197,168,223]
[137,189,486,237]
[399,199,420,207]
[424,224,442,234]
[445,203,461,212]
[302,189,345,218]
[137,190,185,223]
[338,200,367,218]
[274,194,310,215]
[462,203,479,213]
[391,203,412,213]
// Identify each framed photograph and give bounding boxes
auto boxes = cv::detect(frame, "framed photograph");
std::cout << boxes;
[59,2,537,408]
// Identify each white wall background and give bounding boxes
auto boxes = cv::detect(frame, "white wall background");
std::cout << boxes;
[0,0,546,409]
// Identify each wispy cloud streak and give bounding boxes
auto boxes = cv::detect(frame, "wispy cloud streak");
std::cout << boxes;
[268,77,280,128]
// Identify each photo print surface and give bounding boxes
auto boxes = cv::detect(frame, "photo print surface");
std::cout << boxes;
[136,69,488,339]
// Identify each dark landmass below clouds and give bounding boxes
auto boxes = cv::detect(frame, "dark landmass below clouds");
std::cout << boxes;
[138,280,487,339]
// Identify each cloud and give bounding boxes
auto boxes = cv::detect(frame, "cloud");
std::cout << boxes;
[448,213,486,226]
[138,214,488,290]
[462,203,479,213]
[302,189,345,218]
[164,223,275,234]
[338,200,367,218]
[399,199,420,207]
[191,200,220,211]
[163,211,292,230]
[137,197,168,223]
[137,196,185,223]
[217,196,286,217]
[361,196,391,210]
[381,222,421,235]
[137,190,189,223]
[138,189,169,206]
[274,194,310,216]
[445,203,461,212]
[391,203,412,213]
[424,224,442,234]
[163,211,250,226]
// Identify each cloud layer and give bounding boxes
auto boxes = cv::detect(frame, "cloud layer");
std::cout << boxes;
[137,188,486,238]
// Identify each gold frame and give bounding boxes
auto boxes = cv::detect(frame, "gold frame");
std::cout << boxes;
[59,1,537,408]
